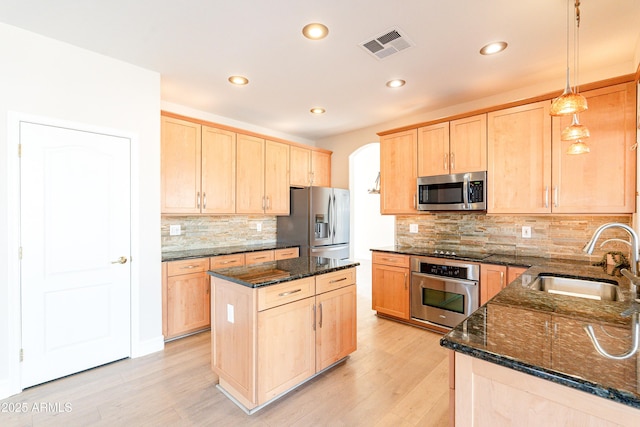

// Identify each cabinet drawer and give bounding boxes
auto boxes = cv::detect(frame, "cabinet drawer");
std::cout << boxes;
[316,268,356,294]
[167,258,209,276]
[257,277,315,311]
[210,254,245,270]
[245,250,275,265]
[275,247,299,260]
[372,252,410,268]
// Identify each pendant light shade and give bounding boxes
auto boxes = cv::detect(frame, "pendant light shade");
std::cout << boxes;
[567,140,590,155]
[550,77,588,116]
[550,0,588,117]
[561,114,590,141]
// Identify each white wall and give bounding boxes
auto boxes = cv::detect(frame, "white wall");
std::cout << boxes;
[0,23,162,398]
[349,143,394,260]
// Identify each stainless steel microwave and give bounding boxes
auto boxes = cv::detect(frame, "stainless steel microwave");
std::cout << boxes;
[417,171,487,211]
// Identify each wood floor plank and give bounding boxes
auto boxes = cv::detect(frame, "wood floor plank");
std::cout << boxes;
[1,272,449,426]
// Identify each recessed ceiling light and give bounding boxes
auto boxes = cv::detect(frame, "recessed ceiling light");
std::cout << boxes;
[302,23,329,40]
[479,41,508,55]
[228,75,249,85]
[310,107,326,114]
[386,79,406,88]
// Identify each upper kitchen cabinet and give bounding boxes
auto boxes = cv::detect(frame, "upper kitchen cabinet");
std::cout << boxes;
[418,114,487,177]
[550,82,636,214]
[162,117,236,214]
[380,129,418,214]
[236,134,290,214]
[201,126,236,213]
[487,101,552,214]
[290,146,312,187]
[311,150,331,187]
[161,116,202,214]
[289,146,332,187]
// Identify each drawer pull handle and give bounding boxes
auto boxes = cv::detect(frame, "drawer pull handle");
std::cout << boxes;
[329,277,347,284]
[254,256,267,260]
[278,289,302,297]
[183,265,196,269]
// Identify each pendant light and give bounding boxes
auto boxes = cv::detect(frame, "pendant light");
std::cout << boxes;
[561,114,591,141]
[567,140,590,155]
[550,0,588,116]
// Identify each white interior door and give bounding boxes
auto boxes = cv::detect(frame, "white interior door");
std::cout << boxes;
[20,121,131,389]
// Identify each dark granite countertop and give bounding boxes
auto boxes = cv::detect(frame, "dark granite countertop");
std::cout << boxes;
[441,258,640,410]
[371,245,539,267]
[207,256,360,288]
[370,246,640,409]
[162,242,299,262]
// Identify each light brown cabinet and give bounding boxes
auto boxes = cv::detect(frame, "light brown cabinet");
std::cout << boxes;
[379,129,418,214]
[481,264,528,305]
[290,145,312,187]
[212,268,357,412]
[487,100,552,214]
[488,82,636,214]
[418,114,487,177]
[161,116,236,214]
[550,82,636,214]
[311,150,331,187]
[371,252,410,320]
[163,258,211,340]
[236,135,290,215]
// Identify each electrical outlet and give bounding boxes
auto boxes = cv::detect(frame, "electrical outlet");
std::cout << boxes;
[169,225,181,236]
[409,224,418,233]
[522,226,532,238]
[256,222,262,232]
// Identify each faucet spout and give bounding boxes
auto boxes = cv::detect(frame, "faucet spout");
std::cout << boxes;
[583,223,639,275]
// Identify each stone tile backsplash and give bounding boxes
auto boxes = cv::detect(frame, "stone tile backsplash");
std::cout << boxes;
[161,215,276,252]
[396,214,633,261]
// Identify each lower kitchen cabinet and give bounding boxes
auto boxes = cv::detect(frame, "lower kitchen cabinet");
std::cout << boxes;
[371,252,410,320]
[164,258,211,340]
[212,268,357,412]
[480,264,528,305]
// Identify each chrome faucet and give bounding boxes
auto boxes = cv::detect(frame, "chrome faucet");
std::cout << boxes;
[583,222,639,275]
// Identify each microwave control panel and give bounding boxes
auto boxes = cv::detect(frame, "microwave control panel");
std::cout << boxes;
[468,181,484,203]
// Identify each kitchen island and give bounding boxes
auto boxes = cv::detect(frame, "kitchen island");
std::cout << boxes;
[208,256,359,414]
[441,258,640,426]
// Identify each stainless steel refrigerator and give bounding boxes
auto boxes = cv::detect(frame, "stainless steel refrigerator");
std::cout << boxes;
[277,187,350,259]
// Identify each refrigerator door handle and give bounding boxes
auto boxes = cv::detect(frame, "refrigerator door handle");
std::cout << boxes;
[327,194,333,239]
[332,194,337,239]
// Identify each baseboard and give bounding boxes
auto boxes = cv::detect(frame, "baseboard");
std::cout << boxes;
[131,335,164,358]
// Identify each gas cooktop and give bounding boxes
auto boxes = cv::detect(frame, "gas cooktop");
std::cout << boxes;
[415,247,493,262]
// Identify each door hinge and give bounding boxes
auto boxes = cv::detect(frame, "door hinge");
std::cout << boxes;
[18,143,21,157]
[19,247,22,260]
[20,348,24,362]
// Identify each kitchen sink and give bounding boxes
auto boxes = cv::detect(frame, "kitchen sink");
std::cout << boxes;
[528,273,622,301]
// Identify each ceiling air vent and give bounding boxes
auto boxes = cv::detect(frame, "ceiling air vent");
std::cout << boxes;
[359,28,414,60]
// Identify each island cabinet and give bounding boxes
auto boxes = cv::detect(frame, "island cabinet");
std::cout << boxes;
[371,252,410,320]
[379,129,418,214]
[211,268,357,413]
[161,116,236,214]
[454,352,640,427]
[418,114,487,177]
[236,135,290,215]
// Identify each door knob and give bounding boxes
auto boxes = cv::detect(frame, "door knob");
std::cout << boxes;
[111,256,128,264]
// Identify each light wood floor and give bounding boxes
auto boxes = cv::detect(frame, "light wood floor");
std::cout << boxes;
[1,262,449,426]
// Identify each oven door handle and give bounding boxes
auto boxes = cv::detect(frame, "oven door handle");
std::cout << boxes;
[413,272,477,287]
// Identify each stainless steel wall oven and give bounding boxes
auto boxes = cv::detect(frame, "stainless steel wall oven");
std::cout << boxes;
[410,256,480,328]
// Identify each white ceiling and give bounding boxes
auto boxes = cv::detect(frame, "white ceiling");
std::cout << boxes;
[1,0,639,141]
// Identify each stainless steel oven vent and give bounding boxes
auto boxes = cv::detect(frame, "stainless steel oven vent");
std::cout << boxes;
[359,27,414,60]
